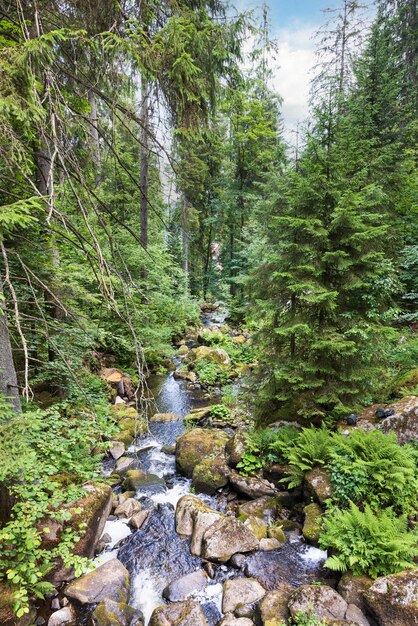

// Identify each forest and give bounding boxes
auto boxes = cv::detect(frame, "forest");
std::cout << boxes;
[0,0,417,625]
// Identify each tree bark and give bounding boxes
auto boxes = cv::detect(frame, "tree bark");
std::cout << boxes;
[140,73,149,249]
[182,196,190,287]
[0,280,21,411]
[88,88,101,186]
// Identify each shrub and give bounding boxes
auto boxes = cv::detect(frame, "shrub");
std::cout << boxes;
[320,502,418,578]
[329,429,418,514]
[236,426,298,476]
[194,359,230,386]
[210,404,232,420]
[283,426,334,488]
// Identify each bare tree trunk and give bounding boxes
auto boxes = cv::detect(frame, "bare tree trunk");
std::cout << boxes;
[0,280,21,411]
[182,196,190,288]
[88,88,101,186]
[140,73,149,249]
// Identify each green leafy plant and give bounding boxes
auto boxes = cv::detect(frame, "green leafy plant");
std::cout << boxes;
[194,359,230,386]
[283,426,334,488]
[210,404,232,421]
[320,502,418,578]
[289,613,328,626]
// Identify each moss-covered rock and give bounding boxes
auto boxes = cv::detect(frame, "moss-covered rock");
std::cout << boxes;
[150,413,180,422]
[189,345,231,366]
[257,585,292,626]
[302,502,323,546]
[237,496,280,524]
[364,568,418,626]
[337,573,373,612]
[244,516,268,540]
[176,428,231,477]
[389,367,418,397]
[225,431,247,467]
[65,559,129,605]
[192,457,230,495]
[177,345,189,356]
[149,600,207,626]
[110,405,139,421]
[122,470,165,492]
[92,599,137,626]
[267,525,286,543]
[304,467,332,504]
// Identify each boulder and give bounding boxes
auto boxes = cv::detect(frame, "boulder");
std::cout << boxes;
[244,516,267,540]
[225,431,247,467]
[174,370,198,383]
[177,345,189,356]
[302,503,323,546]
[162,570,208,602]
[259,538,281,551]
[378,396,418,444]
[122,470,165,492]
[267,526,286,543]
[150,413,180,422]
[337,573,373,613]
[192,457,230,495]
[222,578,266,614]
[218,617,253,626]
[345,604,370,626]
[47,606,76,626]
[176,428,231,477]
[288,585,348,622]
[189,346,231,366]
[364,568,418,626]
[229,470,276,499]
[109,442,125,461]
[92,599,137,626]
[129,510,149,529]
[114,457,135,475]
[114,498,141,519]
[237,497,279,524]
[65,559,129,605]
[201,516,259,562]
[176,495,223,556]
[149,600,207,626]
[304,468,332,504]
[257,585,292,626]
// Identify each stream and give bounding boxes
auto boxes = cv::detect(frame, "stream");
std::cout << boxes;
[97,308,330,625]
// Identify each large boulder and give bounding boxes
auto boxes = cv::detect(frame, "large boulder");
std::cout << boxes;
[229,471,276,499]
[192,457,230,495]
[225,431,247,467]
[65,559,129,605]
[149,600,207,626]
[364,568,418,626]
[201,516,259,562]
[379,396,418,444]
[304,467,332,504]
[257,585,292,626]
[163,570,208,602]
[189,346,231,366]
[302,503,323,546]
[288,585,348,622]
[222,578,266,614]
[176,428,231,477]
[337,573,374,613]
[176,495,223,556]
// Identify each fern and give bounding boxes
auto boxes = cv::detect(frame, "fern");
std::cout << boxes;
[282,426,333,487]
[320,502,418,578]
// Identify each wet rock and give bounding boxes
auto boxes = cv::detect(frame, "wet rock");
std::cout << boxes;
[122,470,165,492]
[304,467,332,504]
[162,570,208,601]
[150,412,180,422]
[235,604,254,618]
[149,600,207,625]
[229,470,276,499]
[202,516,259,562]
[51,598,60,610]
[259,538,281,551]
[378,396,418,444]
[129,510,149,529]
[257,585,292,626]
[288,585,348,622]
[222,578,266,614]
[176,428,231,477]
[225,432,247,467]
[267,526,286,543]
[176,495,223,556]
[204,562,216,578]
[302,503,323,546]
[189,345,231,366]
[65,559,129,605]
[218,616,254,625]
[92,599,137,626]
[114,498,141,519]
[177,345,189,356]
[337,573,373,613]
[244,516,267,540]
[47,606,75,626]
[174,369,197,383]
[364,568,418,626]
[345,604,370,626]
[230,553,246,569]
[237,496,279,524]
[114,456,135,475]
[118,491,136,505]
[192,457,230,495]
[161,445,176,455]
[109,442,125,460]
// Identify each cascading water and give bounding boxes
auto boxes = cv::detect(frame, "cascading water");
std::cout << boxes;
[99,307,329,625]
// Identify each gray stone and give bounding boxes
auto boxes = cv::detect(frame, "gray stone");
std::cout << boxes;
[129,510,149,530]
[345,604,370,626]
[364,568,418,626]
[149,600,207,625]
[47,606,76,626]
[109,442,125,460]
[114,456,135,475]
[162,570,208,601]
[202,516,259,562]
[257,585,292,626]
[379,396,418,444]
[114,497,141,519]
[229,470,276,499]
[222,578,266,614]
[218,617,254,626]
[258,538,281,551]
[65,559,129,605]
[288,585,348,622]
[176,495,223,556]
[92,599,137,626]
[304,467,332,504]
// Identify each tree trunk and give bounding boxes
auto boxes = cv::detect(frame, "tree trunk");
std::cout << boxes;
[182,196,190,288]
[88,88,101,186]
[140,76,150,250]
[0,280,21,411]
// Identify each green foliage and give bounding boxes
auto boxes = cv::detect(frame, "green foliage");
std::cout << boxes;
[194,359,230,386]
[200,329,256,364]
[210,404,231,420]
[284,427,333,488]
[0,397,116,616]
[329,429,418,514]
[320,502,418,579]
[289,613,328,626]
[236,425,298,476]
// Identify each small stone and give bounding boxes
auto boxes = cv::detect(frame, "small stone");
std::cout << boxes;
[114,497,141,519]
[60,598,69,607]
[36,618,46,625]
[150,412,180,422]
[203,562,216,578]
[345,604,370,626]
[259,538,281,551]
[51,598,60,610]
[229,553,246,569]
[114,456,135,475]
[47,606,75,626]
[100,533,112,544]
[162,570,208,602]
[222,578,266,614]
[267,526,286,543]
[129,510,149,529]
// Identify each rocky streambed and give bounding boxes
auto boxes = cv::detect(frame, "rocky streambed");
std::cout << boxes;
[47,306,418,626]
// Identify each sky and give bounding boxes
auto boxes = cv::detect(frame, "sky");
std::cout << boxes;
[233,0,338,141]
